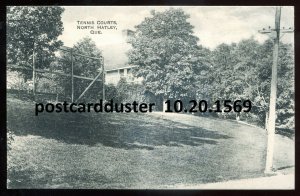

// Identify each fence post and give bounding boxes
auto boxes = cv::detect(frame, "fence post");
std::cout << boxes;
[32,41,36,100]
[102,57,105,101]
[71,49,74,102]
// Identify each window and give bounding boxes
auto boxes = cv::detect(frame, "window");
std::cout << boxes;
[119,69,124,76]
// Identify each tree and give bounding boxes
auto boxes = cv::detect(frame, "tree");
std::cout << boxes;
[7,6,64,80]
[209,43,238,101]
[116,77,146,103]
[270,41,294,131]
[238,39,294,130]
[209,38,294,131]
[57,37,104,102]
[128,8,211,110]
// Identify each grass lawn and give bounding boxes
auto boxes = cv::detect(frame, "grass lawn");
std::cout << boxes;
[7,97,294,189]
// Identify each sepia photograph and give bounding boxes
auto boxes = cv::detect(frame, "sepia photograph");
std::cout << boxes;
[6,6,294,189]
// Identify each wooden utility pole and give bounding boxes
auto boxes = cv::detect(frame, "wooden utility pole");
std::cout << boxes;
[265,6,281,173]
[259,7,293,173]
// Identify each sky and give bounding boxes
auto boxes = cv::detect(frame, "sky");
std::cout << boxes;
[58,6,294,70]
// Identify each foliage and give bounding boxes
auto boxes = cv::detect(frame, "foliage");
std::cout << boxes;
[57,37,104,101]
[7,71,31,91]
[105,83,120,102]
[208,38,294,130]
[127,8,294,132]
[116,78,146,103]
[7,6,64,80]
[128,8,211,101]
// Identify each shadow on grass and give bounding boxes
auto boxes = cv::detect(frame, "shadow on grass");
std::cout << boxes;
[7,101,231,150]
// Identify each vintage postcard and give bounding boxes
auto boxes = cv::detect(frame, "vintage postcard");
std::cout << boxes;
[6,6,294,189]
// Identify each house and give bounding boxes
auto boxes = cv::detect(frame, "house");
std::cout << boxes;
[103,29,142,86]
[105,65,143,86]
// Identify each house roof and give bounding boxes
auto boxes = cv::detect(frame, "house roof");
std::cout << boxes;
[106,65,137,72]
